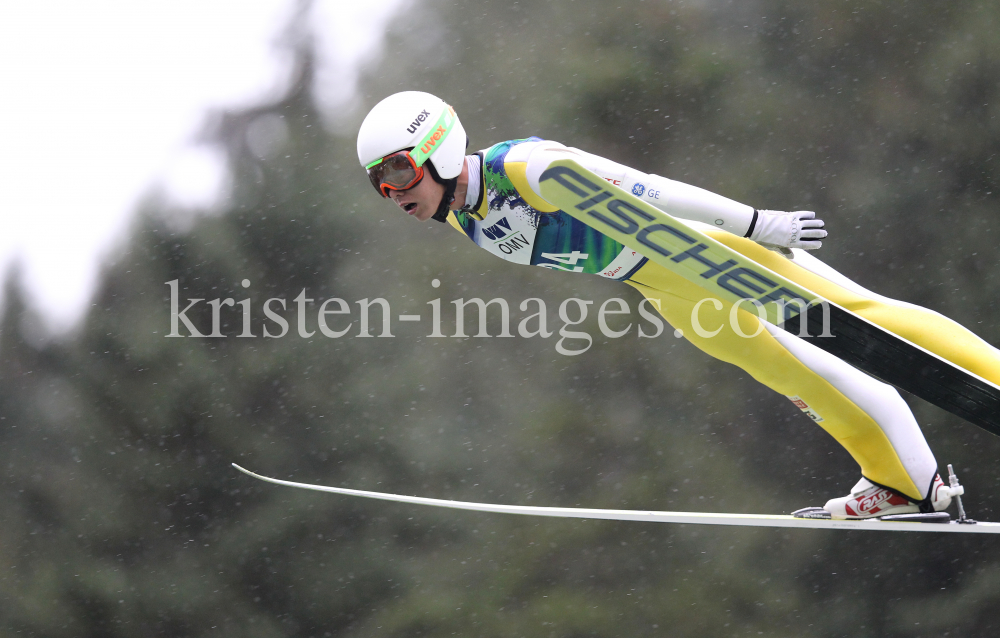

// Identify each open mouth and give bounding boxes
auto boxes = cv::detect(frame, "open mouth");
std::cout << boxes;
[403,203,418,213]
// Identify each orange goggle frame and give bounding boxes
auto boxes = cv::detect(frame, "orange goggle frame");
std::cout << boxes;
[366,151,424,197]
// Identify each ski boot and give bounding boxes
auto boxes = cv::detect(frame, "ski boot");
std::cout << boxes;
[793,471,964,521]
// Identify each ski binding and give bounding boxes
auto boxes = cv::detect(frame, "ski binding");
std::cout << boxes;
[793,464,978,526]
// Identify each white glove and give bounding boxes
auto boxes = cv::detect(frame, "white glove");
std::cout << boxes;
[749,210,827,250]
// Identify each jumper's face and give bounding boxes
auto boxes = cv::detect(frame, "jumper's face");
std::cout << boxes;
[388,172,445,222]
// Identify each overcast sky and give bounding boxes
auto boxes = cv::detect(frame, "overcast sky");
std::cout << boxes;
[0,0,405,332]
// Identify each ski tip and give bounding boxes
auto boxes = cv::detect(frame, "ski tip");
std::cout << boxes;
[232,464,279,484]
[232,463,254,476]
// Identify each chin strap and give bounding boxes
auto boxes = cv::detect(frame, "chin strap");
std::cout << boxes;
[431,178,458,223]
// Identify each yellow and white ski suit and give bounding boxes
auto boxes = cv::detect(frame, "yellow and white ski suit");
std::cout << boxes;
[448,138,1000,504]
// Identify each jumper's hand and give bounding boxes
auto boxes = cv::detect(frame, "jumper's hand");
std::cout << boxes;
[749,210,827,250]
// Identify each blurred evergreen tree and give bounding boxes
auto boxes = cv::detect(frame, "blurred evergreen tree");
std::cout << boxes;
[2,1,1000,637]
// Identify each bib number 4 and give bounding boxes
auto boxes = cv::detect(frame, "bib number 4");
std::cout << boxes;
[538,251,588,273]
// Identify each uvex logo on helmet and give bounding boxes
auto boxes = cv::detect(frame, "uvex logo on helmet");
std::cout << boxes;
[406,110,431,134]
[419,125,448,154]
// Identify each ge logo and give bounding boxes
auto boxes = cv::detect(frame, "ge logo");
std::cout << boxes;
[632,183,646,196]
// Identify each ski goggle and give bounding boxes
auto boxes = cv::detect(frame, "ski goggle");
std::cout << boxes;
[366,150,424,198]
[365,106,457,198]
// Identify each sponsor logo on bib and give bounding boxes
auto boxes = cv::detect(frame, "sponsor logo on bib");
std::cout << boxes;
[482,217,513,240]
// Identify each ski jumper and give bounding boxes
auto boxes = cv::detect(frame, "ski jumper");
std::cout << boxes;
[446,138,1000,505]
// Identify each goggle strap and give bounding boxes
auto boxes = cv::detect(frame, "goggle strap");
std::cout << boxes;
[408,106,456,167]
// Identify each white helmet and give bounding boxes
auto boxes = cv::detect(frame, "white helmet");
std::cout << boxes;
[357,91,467,179]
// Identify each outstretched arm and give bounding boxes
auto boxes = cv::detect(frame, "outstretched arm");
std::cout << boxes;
[525,143,827,250]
